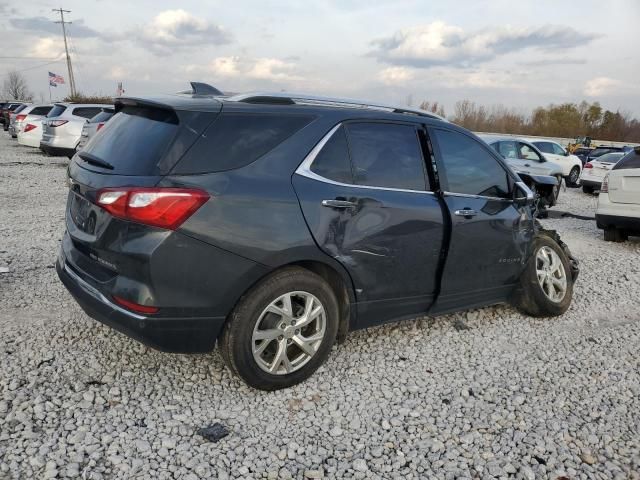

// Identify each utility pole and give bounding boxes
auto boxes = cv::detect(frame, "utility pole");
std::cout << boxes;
[53,8,77,97]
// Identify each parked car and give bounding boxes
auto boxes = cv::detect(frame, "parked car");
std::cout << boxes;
[579,152,626,194]
[596,147,640,241]
[17,119,46,148]
[0,102,19,125]
[572,147,593,165]
[8,104,53,138]
[479,135,563,203]
[78,107,115,150]
[585,146,627,164]
[3,103,27,131]
[523,138,583,187]
[57,92,578,390]
[40,103,108,158]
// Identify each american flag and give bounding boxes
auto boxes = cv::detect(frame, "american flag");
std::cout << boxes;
[48,71,65,87]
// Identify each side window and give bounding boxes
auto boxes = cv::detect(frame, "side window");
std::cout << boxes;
[533,142,552,154]
[310,126,353,184]
[173,113,314,174]
[551,143,566,156]
[73,107,103,119]
[496,141,518,159]
[519,143,543,162]
[433,128,511,199]
[345,122,427,191]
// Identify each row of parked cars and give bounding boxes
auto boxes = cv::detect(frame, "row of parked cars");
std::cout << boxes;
[0,100,114,157]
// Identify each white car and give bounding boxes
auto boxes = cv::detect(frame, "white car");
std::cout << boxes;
[40,103,107,158]
[17,118,45,148]
[579,152,626,194]
[522,139,583,187]
[8,104,52,138]
[596,148,640,241]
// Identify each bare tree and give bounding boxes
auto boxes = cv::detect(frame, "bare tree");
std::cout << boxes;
[2,71,33,101]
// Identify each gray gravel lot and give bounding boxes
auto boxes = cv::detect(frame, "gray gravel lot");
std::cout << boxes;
[1,133,639,480]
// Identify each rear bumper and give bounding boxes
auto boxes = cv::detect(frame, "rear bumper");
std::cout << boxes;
[580,179,601,188]
[596,214,640,233]
[40,143,76,157]
[56,259,225,353]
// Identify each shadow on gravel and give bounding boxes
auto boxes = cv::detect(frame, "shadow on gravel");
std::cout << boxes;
[0,161,67,167]
[547,210,595,221]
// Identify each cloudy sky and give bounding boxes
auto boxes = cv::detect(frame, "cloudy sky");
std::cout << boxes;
[1,0,639,116]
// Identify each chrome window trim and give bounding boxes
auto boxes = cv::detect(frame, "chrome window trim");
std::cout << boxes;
[443,191,513,203]
[295,123,436,196]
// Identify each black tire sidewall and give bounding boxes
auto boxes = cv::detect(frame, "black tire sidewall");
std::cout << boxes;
[221,268,339,390]
[519,236,573,317]
[568,167,580,187]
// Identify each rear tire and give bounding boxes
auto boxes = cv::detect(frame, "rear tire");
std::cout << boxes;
[219,267,339,390]
[567,167,580,187]
[512,235,574,317]
[582,185,594,194]
[603,227,627,242]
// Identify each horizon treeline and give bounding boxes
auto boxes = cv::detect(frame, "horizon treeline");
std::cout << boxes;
[419,100,640,143]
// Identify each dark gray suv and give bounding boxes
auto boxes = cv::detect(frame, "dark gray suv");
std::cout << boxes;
[57,92,579,390]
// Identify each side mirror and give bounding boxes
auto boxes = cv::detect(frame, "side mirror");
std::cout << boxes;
[513,181,535,206]
[564,150,570,156]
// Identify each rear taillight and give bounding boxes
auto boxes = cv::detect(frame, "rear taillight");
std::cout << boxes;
[112,295,159,314]
[49,120,68,127]
[584,162,593,169]
[24,123,37,133]
[601,175,609,193]
[96,122,105,131]
[96,187,210,230]
[16,114,26,122]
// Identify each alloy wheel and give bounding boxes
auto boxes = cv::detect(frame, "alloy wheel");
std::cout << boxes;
[535,246,567,303]
[251,291,326,375]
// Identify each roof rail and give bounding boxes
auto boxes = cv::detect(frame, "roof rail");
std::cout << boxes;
[228,92,447,121]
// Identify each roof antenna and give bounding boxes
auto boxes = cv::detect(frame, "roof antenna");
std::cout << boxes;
[190,82,223,96]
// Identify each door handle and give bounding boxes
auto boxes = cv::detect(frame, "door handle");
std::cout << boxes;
[454,209,477,218]
[322,199,357,209]
[524,163,531,167]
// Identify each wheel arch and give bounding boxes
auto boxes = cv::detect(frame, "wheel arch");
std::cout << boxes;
[220,257,356,344]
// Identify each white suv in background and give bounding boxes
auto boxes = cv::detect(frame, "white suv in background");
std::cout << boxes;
[39,103,108,158]
[9,104,53,138]
[596,148,640,241]
[523,139,583,187]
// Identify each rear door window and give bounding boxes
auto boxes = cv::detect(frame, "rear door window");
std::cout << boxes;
[73,107,103,119]
[173,113,314,174]
[433,128,511,198]
[309,126,353,184]
[345,122,428,191]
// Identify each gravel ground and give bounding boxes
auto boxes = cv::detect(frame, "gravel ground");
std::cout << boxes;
[1,133,639,480]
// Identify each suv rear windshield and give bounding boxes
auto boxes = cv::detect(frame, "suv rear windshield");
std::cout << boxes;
[173,113,314,174]
[80,106,181,175]
[89,109,115,123]
[47,105,67,118]
[613,150,640,170]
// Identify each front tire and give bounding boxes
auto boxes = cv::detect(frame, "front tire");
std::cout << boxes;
[219,267,339,390]
[512,235,574,317]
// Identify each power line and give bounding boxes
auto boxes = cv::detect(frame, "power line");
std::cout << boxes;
[0,56,63,60]
[0,59,65,77]
[53,7,77,97]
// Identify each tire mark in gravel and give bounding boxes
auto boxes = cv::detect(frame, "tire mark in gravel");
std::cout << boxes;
[0,161,67,167]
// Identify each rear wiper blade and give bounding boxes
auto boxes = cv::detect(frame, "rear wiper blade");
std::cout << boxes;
[78,152,114,170]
